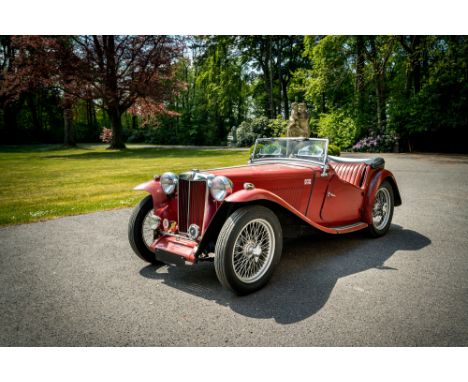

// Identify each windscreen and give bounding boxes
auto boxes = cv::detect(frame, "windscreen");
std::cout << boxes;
[251,138,328,164]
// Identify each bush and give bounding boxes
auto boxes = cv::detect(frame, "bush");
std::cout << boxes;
[268,116,288,137]
[352,134,398,153]
[248,143,263,156]
[328,144,341,156]
[99,127,112,143]
[316,110,357,149]
[236,116,287,147]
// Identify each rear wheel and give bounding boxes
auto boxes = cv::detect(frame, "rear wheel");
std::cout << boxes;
[128,195,162,264]
[367,181,394,237]
[214,205,283,295]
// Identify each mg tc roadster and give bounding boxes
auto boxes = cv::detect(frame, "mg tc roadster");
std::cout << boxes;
[128,138,401,294]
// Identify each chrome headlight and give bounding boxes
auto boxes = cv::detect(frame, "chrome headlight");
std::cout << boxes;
[160,172,178,195]
[210,175,233,201]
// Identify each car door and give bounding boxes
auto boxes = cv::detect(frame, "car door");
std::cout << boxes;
[320,171,364,225]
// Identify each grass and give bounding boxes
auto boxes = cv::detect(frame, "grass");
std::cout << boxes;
[0,144,249,226]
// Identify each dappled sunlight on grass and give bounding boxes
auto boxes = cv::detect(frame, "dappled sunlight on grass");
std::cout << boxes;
[0,145,248,225]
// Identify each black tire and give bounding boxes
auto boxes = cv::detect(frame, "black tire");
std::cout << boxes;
[214,205,283,295]
[367,180,394,238]
[128,195,162,264]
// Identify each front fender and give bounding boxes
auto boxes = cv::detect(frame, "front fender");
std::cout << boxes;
[362,170,402,224]
[224,188,337,234]
[133,180,168,209]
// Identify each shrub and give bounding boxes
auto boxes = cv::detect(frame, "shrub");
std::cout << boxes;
[328,143,341,156]
[236,116,287,147]
[316,110,357,149]
[248,143,264,156]
[99,127,112,143]
[352,134,398,153]
[268,116,288,137]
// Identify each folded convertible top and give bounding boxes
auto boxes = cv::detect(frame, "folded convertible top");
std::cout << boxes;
[328,155,385,169]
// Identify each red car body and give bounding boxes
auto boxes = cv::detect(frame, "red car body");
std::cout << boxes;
[133,146,401,267]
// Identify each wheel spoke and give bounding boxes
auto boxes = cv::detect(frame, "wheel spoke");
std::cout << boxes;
[231,218,275,284]
[372,187,391,231]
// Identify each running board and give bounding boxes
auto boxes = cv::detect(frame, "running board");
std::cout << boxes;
[325,222,368,234]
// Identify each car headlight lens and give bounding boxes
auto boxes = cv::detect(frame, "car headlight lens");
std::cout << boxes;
[160,172,178,195]
[210,175,233,201]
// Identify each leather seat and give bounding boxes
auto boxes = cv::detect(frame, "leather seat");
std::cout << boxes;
[330,162,367,188]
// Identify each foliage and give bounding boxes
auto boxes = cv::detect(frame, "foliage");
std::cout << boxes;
[236,116,287,147]
[248,143,262,156]
[327,144,341,156]
[352,134,398,153]
[316,110,357,149]
[99,128,112,143]
[2,35,468,153]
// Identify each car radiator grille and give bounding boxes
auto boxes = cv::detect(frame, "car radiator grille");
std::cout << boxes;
[177,179,207,233]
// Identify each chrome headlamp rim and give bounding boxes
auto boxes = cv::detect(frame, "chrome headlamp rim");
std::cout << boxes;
[210,175,233,202]
[160,172,178,195]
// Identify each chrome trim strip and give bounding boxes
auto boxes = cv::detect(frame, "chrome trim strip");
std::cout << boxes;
[331,222,367,231]
[158,231,194,241]
[250,137,329,166]
[252,157,325,167]
[179,171,210,181]
[202,179,209,234]
[176,177,180,232]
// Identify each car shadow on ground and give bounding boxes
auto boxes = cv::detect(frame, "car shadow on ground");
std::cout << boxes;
[139,225,431,324]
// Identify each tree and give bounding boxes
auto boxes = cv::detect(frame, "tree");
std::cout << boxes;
[1,36,83,145]
[72,35,182,149]
[363,36,397,133]
[0,36,19,141]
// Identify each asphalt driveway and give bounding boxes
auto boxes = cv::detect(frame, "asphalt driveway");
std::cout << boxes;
[1,153,467,346]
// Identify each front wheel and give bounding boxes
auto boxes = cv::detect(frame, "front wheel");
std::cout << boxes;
[214,205,283,295]
[367,180,394,237]
[128,195,162,264]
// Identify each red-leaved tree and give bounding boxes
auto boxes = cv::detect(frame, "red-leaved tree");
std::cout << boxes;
[2,36,83,146]
[72,35,183,149]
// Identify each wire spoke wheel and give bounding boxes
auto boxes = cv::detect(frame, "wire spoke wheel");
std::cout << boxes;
[128,195,160,264]
[142,210,157,249]
[232,218,275,284]
[372,187,391,231]
[215,205,282,294]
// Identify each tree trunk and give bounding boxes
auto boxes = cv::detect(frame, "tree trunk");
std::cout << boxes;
[320,92,326,113]
[355,36,366,136]
[2,103,18,143]
[265,38,275,119]
[107,107,125,149]
[375,72,386,134]
[281,78,289,118]
[63,104,75,146]
[27,93,41,141]
[86,100,97,130]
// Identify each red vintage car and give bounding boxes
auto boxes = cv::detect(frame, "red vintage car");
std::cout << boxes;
[128,138,401,294]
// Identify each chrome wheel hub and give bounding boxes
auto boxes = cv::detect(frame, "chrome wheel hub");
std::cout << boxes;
[372,187,391,230]
[232,219,275,283]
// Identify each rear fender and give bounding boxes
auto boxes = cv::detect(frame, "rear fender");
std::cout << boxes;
[363,169,402,224]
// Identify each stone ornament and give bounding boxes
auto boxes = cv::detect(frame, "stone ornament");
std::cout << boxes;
[286,102,309,138]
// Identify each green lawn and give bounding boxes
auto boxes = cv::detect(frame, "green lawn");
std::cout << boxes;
[0,144,249,226]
